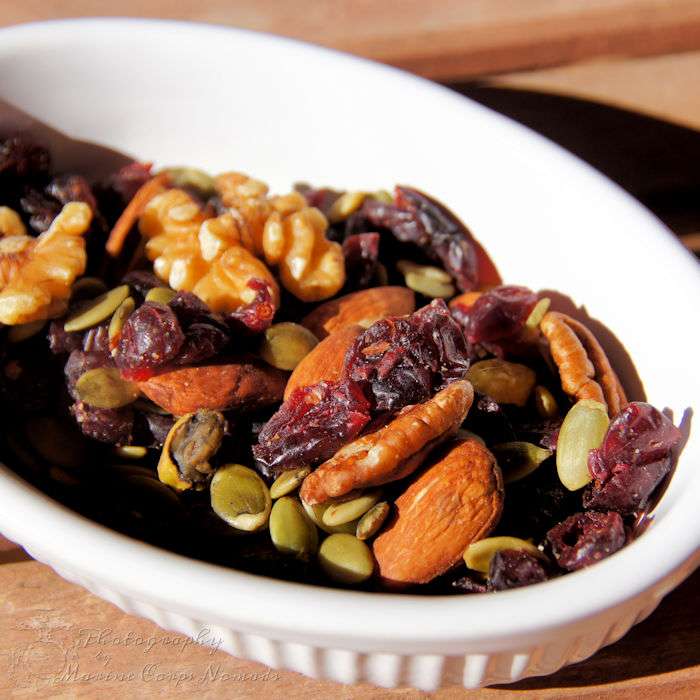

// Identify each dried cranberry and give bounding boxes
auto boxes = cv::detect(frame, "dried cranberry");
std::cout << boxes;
[47,174,98,211]
[122,270,162,298]
[48,321,84,355]
[175,323,229,366]
[227,278,276,333]
[253,380,371,478]
[71,402,134,445]
[143,411,176,447]
[294,184,342,218]
[547,511,626,571]
[19,187,61,232]
[0,136,50,179]
[344,299,470,412]
[584,402,682,514]
[342,233,380,290]
[512,416,562,451]
[488,549,550,590]
[462,393,516,446]
[107,162,152,203]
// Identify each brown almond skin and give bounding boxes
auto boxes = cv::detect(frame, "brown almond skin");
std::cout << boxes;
[302,286,415,339]
[373,438,503,585]
[138,360,287,415]
[284,324,363,400]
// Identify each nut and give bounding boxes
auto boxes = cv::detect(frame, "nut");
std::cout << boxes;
[318,533,374,584]
[269,496,319,559]
[356,501,391,540]
[300,379,474,504]
[7,319,46,343]
[397,260,455,299]
[327,191,366,223]
[210,463,271,532]
[540,311,627,416]
[0,206,27,237]
[259,322,319,371]
[464,536,540,573]
[284,324,363,400]
[466,358,536,406]
[138,359,287,415]
[164,166,215,198]
[373,437,503,584]
[301,286,416,339]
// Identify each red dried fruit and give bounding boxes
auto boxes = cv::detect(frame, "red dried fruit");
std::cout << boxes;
[107,162,153,203]
[342,232,380,290]
[584,402,682,514]
[71,402,134,445]
[253,379,371,478]
[21,175,97,232]
[122,269,162,298]
[48,320,84,355]
[0,136,50,179]
[547,511,626,571]
[488,549,550,591]
[227,277,276,333]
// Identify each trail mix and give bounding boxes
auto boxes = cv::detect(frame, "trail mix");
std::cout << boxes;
[0,135,684,592]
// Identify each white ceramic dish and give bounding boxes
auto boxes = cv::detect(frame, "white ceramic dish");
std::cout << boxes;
[0,18,698,691]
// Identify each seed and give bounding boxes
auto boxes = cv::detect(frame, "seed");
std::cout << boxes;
[525,297,551,329]
[145,286,177,305]
[302,499,358,534]
[464,536,541,573]
[556,399,609,491]
[113,445,148,460]
[75,367,140,409]
[318,533,375,584]
[397,260,455,299]
[164,166,215,197]
[7,319,45,343]
[356,501,390,540]
[108,296,135,350]
[210,464,272,532]
[71,276,108,300]
[371,190,393,204]
[534,385,559,418]
[24,415,87,470]
[492,441,552,483]
[269,496,318,559]
[64,285,130,332]
[322,490,381,527]
[260,322,319,371]
[328,191,367,223]
[270,466,311,499]
[466,359,536,407]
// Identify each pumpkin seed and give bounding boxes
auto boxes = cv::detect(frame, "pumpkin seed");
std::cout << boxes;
[71,276,108,300]
[24,415,87,470]
[75,367,140,409]
[492,441,552,483]
[270,466,311,499]
[145,286,177,305]
[397,260,455,299]
[318,533,375,584]
[210,464,271,532]
[64,285,130,332]
[525,297,551,329]
[534,384,559,418]
[464,536,541,573]
[466,359,536,406]
[356,501,390,540]
[323,490,382,527]
[164,166,215,197]
[371,190,393,204]
[108,296,135,350]
[113,445,148,460]
[260,322,319,371]
[556,399,609,491]
[269,496,318,559]
[328,191,367,223]
[302,499,359,534]
[7,319,45,343]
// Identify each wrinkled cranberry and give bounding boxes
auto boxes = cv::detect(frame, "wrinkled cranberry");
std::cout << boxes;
[122,270,162,298]
[0,136,50,179]
[48,321,84,355]
[584,402,682,514]
[489,549,550,590]
[107,162,152,203]
[227,278,276,333]
[143,411,176,447]
[344,299,470,412]
[175,323,229,366]
[71,402,134,445]
[342,233,380,290]
[47,174,98,211]
[21,174,97,232]
[253,380,371,478]
[547,511,626,571]
[294,184,341,218]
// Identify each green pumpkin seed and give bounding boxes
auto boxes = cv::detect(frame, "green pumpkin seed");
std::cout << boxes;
[322,490,382,527]
[260,322,318,371]
[145,286,177,305]
[210,464,272,532]
[371,190,393,204]
[113,445,148,460]
[534,385,559,418]
[75,367,140,409]
[108,296,135,350]
[269,497,318,559]
[318,533,375,584]
[270,466,311,499]
[492,441,552,483]
[356,501,390,540]
[556,399,609,491]
[464,536,541,573]
[7,319,45,343]
[24,415,87,470]
[525,297,551,329]
[466,359,536,407]
[302,499,359,534]
[64,285,130,332]
[328,191,367,223]
[397,260,455,299]
[71,276,108,300]
[164,166,215,197]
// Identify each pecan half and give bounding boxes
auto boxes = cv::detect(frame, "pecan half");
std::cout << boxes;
[540,311,627,416]
[373,437,503,584]
[299,379,474,504]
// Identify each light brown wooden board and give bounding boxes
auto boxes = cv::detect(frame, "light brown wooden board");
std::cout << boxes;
[2,0,700,80]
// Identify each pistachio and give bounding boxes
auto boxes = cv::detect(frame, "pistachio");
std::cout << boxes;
[356,501,390,540]
[556,399,609,491]
[525,297,551,329]
[71,276,108,300]
[7,319,45,343]
[75,367,140,409]
[158,410,225,491]
[260,322,319,371]
[64,285,130,332]
[534,384,559,418]
[492,441,552,483]
[318,533,375,584]
[322,490,382,527]
[164,166,215,197]
[269,496,319,559]
[301,499,359,535]
[464,536,541,573]
[210,464,271,532]
[328,191,367,223]
[397,260,455,299]
[466,359,536,406]
[270,466,311,499]
[145,286,177,305]
[113,445,148,460]
[108,296,135,350]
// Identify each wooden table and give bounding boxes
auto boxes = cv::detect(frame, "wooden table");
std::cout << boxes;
[1,3,699,697]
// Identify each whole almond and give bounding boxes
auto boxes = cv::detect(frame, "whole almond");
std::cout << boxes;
[302,286,415,339]
[284,324,363,400]
[373,438,503,585]
[138,359,287,415]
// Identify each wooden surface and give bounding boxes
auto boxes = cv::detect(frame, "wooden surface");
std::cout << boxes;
[2,1,700,81]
